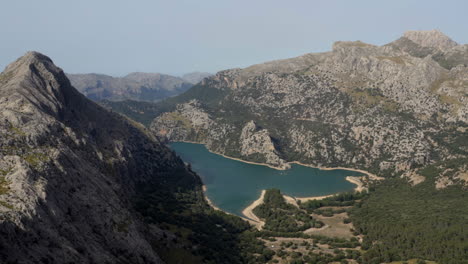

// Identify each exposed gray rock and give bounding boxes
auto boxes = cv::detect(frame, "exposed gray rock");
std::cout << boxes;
[239,121,289,169]
[403,30,458,50]
[0,52,201,263]
[151,31,468,178]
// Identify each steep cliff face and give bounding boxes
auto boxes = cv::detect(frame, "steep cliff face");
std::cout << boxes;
[0,52,202,263]
[152,31,468,181]
[239,121,289,169]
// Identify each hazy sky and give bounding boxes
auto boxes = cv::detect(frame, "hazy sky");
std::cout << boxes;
[1,0,467,76]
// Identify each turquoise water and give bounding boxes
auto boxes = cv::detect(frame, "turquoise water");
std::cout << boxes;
[170,142,363,216]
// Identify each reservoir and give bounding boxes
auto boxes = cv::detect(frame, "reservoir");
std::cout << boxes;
[170,142,364,216]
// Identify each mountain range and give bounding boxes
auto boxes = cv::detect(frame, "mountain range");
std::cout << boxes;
[67,71,212,102]
[147,30,467,187]
[1,29,467,264]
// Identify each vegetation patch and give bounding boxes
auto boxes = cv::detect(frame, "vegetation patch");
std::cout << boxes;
[8,125,26,137]
[115,219,132,233]
[299,192,367,213]
[23,152,48,168]
[134,179,274,264]
[350,178,468,264]
[389,259,438,264]
[162,112,192,129]
[0,72,13,84]
[0,173,13,210]
[253,189,323,232]
[347,88,399,113]
[376,56,406,65]
[429,74,453,93]
[0,200,14,210]
[0,175,11,195]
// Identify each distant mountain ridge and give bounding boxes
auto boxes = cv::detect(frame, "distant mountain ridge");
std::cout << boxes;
[403,29,459,50]
[181,71,213,84]
[67,71,212,102]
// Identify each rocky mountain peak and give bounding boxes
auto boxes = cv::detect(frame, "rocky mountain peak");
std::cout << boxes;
[0,51,84,123]
[403,30,458,50]
[9,51,51,65]
[0,52,205,263]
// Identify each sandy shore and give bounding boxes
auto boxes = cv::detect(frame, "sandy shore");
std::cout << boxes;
[346,176,365,192]
[293,194,335,203]
[240,190,339,231]
[289,161,383,180]
[202,185,261,227]
[202,185,223,211]
[214,153,290,170]
[203,175,364,230]
[288,174,366,203]
[176,141,381,229]
[241,190,266,230]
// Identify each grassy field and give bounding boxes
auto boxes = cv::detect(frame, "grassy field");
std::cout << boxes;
[305,210,355,239]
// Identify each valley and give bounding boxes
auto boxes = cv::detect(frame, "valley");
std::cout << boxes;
[67,72,212,102]
[170,142,365,217]
[0,29,467,264]
[102,30,468,264]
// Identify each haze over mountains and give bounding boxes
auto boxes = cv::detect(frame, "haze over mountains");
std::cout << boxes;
[67,71,212,102]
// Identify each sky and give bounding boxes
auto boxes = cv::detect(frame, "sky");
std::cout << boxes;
[1,0,467,76]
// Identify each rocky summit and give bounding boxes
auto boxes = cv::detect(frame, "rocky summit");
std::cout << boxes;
[0,52,203,263]
[403,29,459,50]
[152,30,468,185]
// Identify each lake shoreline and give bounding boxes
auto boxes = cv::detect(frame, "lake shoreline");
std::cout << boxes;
[173,140,290,170]
[173,141,377,228]
[241,190,265,230]
[202,185,262,227]
[172,140,379,180]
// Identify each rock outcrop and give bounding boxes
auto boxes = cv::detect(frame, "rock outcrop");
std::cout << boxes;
[239,121,289,169]
[0,52,201,263]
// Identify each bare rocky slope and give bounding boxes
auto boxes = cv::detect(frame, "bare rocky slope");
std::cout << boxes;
[151,30,468,184]
[67,72,195,102]
[0,52,211,263]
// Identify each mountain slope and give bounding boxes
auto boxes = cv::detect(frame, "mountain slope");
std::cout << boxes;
[151,31,468,183]
[67,72,193,102]
[0,52,269,264]
[0,52,196,263]
[142,30,468,264]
